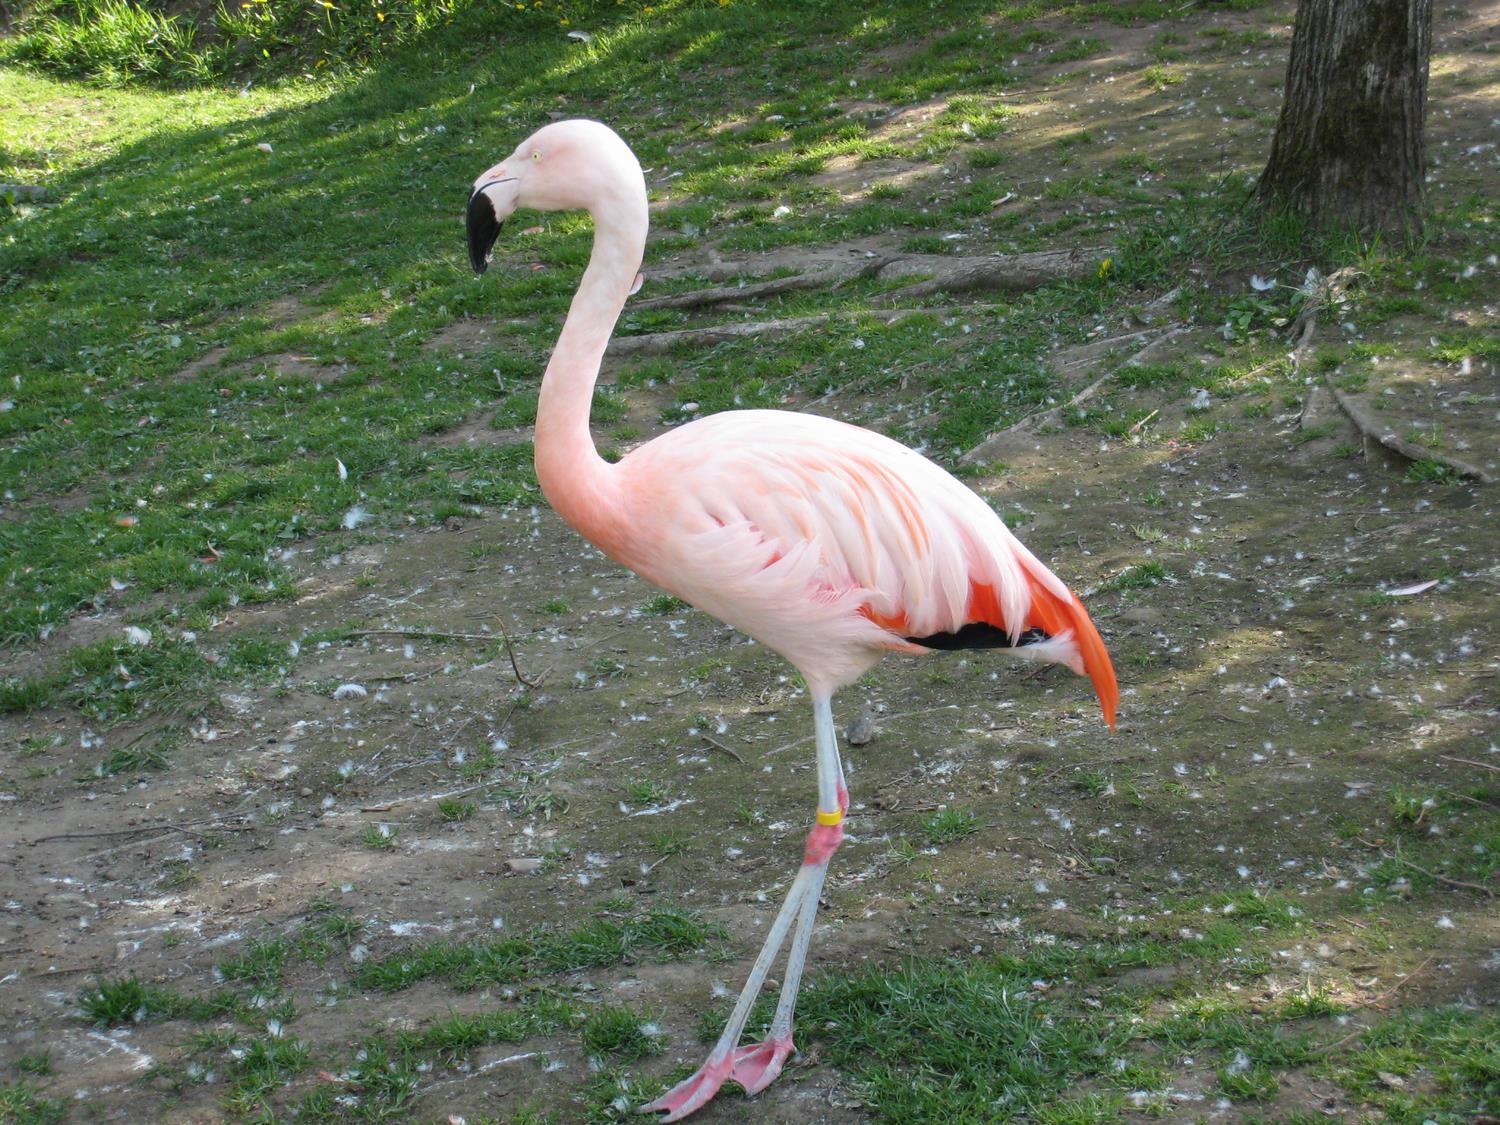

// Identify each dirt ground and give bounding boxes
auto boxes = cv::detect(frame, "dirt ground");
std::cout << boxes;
[2,2,1498,1122]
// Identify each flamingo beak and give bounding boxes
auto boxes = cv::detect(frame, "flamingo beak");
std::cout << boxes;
[466,176,516,274]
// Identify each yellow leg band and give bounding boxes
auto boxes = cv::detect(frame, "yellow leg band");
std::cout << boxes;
[816,808,844,827]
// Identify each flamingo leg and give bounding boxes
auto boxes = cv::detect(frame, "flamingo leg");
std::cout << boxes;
[641,695,845,1121]
[727,695,843,1094]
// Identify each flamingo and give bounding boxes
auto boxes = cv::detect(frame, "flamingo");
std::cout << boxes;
[467,119,1118,1122]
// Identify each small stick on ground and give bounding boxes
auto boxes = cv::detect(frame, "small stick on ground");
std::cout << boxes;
[348,621,545,688]
[350,628,503,643]
[1290,269,1493,483]
[1438,754,1500,774]
[1310,1025,1369,1057]
[494,614,546,688]
[1356,838,1495,897]
[1037,754,1137,785]
[1373,954,1436,1005]
[27,814,252,846]
[700,735,745,764]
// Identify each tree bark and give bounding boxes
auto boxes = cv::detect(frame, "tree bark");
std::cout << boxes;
[1257,0,1431,239]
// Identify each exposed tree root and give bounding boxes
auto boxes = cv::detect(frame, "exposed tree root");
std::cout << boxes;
[873,246,1109,304]
[1324,373,1496,484]
[1289,266,1494,484]
[608,306,962,357]
[632,256,892,310]
[637,246,1109,312]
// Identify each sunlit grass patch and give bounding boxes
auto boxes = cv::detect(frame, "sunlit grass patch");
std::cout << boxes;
[1324,1006,1500,1119]
[797,955,1130,1122]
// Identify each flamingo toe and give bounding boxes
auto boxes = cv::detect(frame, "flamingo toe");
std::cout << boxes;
[729,1036,795,1095]
[639,1056,733,1121]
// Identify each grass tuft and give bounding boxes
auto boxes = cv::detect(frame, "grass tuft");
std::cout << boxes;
[920,807,979,844]
[354,908,722,993]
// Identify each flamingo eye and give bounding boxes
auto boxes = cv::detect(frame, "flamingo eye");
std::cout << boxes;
[531,151,542,161]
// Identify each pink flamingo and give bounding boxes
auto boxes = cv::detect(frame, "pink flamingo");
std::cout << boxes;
[468,120,1118,1121]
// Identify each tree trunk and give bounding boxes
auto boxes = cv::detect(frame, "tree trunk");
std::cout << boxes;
[1257,0,1431,239]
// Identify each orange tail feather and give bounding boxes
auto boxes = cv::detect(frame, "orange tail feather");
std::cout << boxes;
[970,575,1119,731]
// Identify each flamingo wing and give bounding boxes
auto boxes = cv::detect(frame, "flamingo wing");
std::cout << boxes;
[617,411,1118,727]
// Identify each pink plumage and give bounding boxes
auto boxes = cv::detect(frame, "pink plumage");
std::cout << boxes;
[603,409,1117,715]
[468,119,1117,1121]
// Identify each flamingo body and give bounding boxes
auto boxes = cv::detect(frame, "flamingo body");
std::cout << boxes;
[598,408,1117,713]
[466,119,1117,1121]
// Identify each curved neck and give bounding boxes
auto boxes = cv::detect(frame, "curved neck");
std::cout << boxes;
[534,186,647,553]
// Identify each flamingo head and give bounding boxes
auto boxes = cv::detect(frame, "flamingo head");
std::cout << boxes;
[467,119,643,274]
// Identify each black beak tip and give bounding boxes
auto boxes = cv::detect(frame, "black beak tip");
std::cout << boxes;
[466,189,501,275]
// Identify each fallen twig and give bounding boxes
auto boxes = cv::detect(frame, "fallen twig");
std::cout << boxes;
[1037,754,1137,785]
[494,614,546,688]
[1289,268,1492,483]
[700,735,745,764]
[1356,838,1495,897]
[27,814,252,846]
[350,628,502,643]
[1438,754,1500,774]
[1310,1025,1369,1057]
[1373,954,1436,1005]
[349,621,545,688]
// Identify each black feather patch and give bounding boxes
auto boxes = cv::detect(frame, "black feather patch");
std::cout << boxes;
[466,189,503,274]
[905,624,1051,651]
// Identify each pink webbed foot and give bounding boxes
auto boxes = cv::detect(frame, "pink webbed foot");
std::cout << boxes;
[639,1055,733,1122]
[729,1035,795,1095]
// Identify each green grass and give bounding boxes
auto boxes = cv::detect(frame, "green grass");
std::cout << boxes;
[920,807,979,844]
[1099,561,1170,593]
[0,1082,66,1125]
[362,823,399,850]
[437,796,477,821]
[13,1055,52,1079]
[625,779,668,805]
[353,907,721,992]
[79,975,242,1025]
[1406,458,1460,484]
[580,1004,666,1063]
[642,594,689,615]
